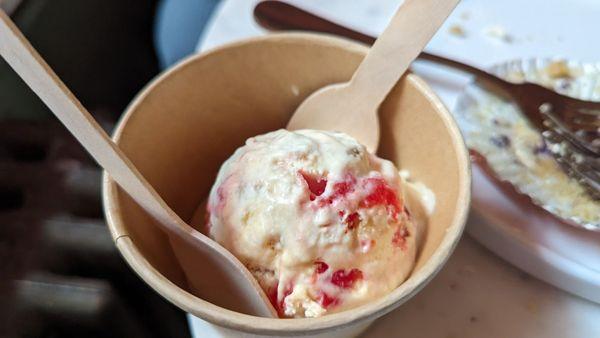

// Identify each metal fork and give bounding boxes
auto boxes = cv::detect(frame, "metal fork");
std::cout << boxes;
[253,0,600,199]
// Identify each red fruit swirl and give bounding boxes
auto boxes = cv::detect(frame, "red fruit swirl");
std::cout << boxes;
[392,226,410,249]
[268,282,294,317]
[314,260,329,274]
[360,177,402,219]
[300,171,327,201]
[344,212,361,231]
[318,175,357,206]
[317,291,340,309]
[331,268,363,289]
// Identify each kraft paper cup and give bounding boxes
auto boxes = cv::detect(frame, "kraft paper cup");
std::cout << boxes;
[103,33,471,337]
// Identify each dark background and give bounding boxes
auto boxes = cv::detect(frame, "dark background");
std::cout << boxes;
[0,1,192,337]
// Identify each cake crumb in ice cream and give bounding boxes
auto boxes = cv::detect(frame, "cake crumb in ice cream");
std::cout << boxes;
[204,129,432,318]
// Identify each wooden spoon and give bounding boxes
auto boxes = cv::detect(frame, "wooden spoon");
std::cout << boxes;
[286,0,460,153]
[0,10,277,318]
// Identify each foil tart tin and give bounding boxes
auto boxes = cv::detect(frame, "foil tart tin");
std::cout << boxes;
[455,58,600,231]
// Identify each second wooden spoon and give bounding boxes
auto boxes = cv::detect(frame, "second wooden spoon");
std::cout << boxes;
[286,0,460,153]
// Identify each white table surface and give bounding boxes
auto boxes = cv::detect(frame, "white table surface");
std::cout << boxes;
[189,1,600,337]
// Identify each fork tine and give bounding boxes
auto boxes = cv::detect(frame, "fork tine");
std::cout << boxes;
[540,104,600,156]
[554,124,599,156]
[544,130,600,200]
[563,105,600,124]
[588,157,600,172]
[568,120,600,132]
[556,159,600,199]
[545,132,600,178]
[572,107,600,117]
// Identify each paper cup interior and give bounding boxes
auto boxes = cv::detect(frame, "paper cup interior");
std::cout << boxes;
[103,33,470,334]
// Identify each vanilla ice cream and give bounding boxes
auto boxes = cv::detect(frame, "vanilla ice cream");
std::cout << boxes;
[205,129,426,318]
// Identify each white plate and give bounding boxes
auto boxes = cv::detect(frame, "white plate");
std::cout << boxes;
[468,161,600,303]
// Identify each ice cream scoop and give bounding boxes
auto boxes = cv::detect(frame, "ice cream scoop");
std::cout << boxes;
[205,129,426,317]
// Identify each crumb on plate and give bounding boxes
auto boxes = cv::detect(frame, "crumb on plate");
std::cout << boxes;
[448,24,466,38]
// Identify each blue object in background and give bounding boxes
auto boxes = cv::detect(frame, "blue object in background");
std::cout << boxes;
[154,0,221,69]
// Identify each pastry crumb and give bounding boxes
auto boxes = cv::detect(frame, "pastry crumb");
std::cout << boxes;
[485,25,513,43]
[545,61,571,79]
[448,24,466,38]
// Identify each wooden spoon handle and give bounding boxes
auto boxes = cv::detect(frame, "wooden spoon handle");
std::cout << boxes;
[0,11,278,317]
[0,10,182,233]
[347,0,460,108]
